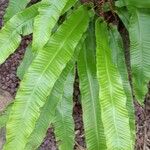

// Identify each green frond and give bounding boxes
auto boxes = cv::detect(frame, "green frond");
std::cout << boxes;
[78,21,106,150]
[4,0,30,22]
[54,67,75,150]
[0,104,12,129]
[109,25,135,145]
[126,0,150,8]
[32,0,74,51]
[4,6,90,150]
[25,60,75,150]
[0,3,39,65]
[116,7,129,29]
[116,0,150,8]
[21,0,77,37]
[96,19,133,149]
[129,9,150,103]
[61,0,77,14]
[17,44,35,80]
[21,19,34,36]
[24,37,83,149]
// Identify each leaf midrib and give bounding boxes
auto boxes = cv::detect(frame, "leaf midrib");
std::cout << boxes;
[55,67,74,150]
[102,48,121,149]
[21,11,85,119]
[13,11,86,148]
[83,47,101,149]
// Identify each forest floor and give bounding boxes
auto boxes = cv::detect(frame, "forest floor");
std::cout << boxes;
[0,0,150,150]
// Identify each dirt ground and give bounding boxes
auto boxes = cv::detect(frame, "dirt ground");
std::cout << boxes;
[0,0,150,150]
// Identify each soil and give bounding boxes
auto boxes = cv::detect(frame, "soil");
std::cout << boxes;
[0,0,150,150]
[0,89,13,112]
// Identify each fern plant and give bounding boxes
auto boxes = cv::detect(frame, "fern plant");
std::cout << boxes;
[0,0,150,149]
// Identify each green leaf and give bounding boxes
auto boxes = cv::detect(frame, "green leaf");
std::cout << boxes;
[25,38,83,149]
[129,9,150,103]
[0,104,12,128]
[21,19,34,36]
[109,25,135,145]
[17,44,35,80]
[78,21,106,150]
[96,19,133,149]
[61,0,77,14]
[4,6,90,150]
[116,7,129,29]
[0,3,39,65]
[25,60,75,150]
[4,0,30,22]
[115,0,126,8]
[126,0,150,8]
[54,67,75,150]
[116,0,150,8]
[32,0,72,51]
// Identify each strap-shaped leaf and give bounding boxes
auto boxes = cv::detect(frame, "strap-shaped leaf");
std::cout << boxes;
[129,9,150,103]
[116,7,129,29]
[32,0,76,51]
[4,6,90,150]
[0,3,39,65]
[24,38,83,149]
[4,0,30,22]
[0,104,12,128]
[21,19,34,36]
[127,0,150,8]
[109,25,135,145]
[116,0,150,8]
[17,44,35,80]
[96,19,133,149]
[25,60,75,150]
[62,0,77,14]
[78,21,106,150]
[54,67,75,150]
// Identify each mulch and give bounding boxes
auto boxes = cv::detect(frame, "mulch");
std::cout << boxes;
[0,0,150,150]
